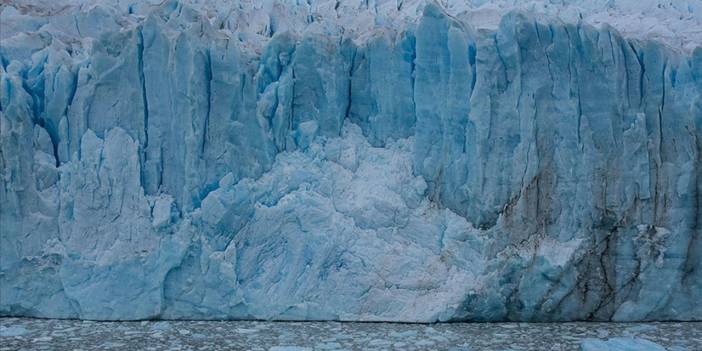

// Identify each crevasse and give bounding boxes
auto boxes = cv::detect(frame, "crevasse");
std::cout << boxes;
[1,0,701,322]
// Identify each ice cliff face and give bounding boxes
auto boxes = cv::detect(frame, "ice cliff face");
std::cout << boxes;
[1,0,701,322]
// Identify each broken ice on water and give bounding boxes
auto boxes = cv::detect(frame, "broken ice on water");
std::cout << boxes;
[1,0,701,326]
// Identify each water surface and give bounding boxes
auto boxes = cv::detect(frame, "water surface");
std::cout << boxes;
[1,318,700,350]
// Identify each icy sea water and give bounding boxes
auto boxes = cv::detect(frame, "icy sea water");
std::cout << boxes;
[1,318,701,351]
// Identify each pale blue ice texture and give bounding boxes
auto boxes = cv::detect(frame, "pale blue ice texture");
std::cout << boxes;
[1,1,701,321]
[580,337,667,351]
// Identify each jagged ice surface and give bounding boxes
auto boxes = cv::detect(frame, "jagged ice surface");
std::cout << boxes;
[1,0,701,321]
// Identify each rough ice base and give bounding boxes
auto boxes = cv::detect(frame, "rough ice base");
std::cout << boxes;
[1,1,701,321]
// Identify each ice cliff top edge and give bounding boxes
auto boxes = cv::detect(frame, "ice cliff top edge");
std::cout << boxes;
[2,0,701,55]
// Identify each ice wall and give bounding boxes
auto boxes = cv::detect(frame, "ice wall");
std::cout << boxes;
[1,0,701,321]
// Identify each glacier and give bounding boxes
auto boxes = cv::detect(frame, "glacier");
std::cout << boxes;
[1,0,701,322]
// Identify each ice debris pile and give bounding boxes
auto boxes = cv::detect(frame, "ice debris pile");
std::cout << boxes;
[1,0,701,321]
